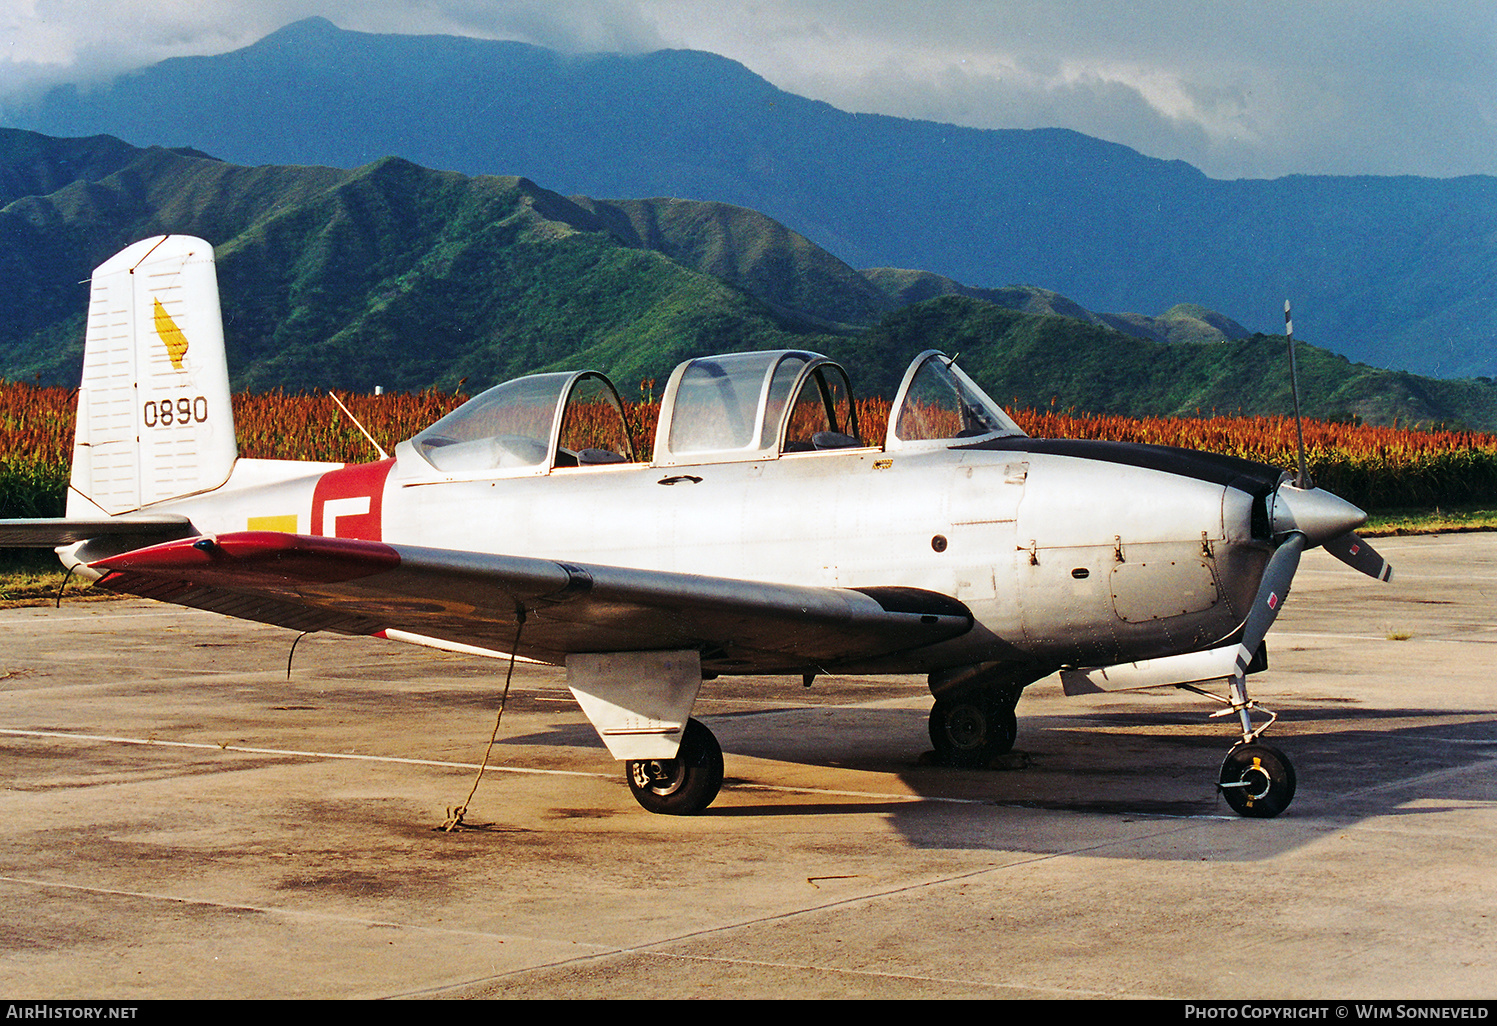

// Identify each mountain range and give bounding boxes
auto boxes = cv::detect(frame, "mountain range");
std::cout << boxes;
[3,128,1496,430]
[6,17,1495,380]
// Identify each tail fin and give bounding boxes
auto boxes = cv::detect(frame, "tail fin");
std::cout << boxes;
[68,236,236,517]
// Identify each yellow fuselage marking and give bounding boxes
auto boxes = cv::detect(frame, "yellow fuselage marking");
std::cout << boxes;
[247,515,298,533]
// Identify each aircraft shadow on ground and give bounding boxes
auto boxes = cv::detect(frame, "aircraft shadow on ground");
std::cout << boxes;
[508,702,1497,856]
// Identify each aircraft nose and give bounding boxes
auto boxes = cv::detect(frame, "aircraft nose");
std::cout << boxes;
[1269,481,1367,546]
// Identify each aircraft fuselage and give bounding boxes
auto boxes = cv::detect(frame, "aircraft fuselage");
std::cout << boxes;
[152,438,1274,676]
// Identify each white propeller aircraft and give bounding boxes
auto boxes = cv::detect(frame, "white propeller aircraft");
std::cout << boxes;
[0,236,1394,817]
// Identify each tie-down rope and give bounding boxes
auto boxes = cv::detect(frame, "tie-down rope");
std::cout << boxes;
[441,609,526,832]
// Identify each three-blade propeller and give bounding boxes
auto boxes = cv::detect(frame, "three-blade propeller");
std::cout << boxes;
[1232,300,1395,668]
[1235,475,1394,672]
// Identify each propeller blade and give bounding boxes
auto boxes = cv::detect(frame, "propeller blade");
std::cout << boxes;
[1323,531,1393,582]
[1234,532,1306,677]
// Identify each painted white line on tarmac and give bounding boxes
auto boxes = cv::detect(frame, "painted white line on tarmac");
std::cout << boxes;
[0,726,601,778]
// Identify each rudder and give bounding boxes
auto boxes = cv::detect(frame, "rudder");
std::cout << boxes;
[68,236,236,516]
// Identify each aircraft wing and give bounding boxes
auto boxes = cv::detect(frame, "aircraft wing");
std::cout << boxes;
[88,531,974,673]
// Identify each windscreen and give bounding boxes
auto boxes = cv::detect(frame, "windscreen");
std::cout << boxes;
[409,373,571,471]
[893,356,1023,443]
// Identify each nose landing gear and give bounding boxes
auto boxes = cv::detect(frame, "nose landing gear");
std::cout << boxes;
[1218,741,1297,818]
[1182,670,1297,818]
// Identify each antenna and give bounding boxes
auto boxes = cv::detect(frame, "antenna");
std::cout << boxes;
[328,390,390,460]
[1285,300,1308,488]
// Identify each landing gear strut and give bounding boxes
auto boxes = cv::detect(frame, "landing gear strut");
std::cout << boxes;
[926,663,1045,769]
[624,718,723,815]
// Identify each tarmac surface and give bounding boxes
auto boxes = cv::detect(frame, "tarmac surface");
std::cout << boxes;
[0,533,1494,999]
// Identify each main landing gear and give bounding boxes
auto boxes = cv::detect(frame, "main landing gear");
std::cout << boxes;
[928,688,1021,768]
[926,663,1044,769]
[624,718,724,815]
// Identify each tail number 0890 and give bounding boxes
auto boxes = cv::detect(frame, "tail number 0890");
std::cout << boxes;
[143,396,209,428]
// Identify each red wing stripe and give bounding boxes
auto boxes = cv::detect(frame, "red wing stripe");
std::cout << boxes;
[92,531,401,586]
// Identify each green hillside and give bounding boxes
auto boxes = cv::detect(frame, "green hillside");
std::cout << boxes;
[856,297,1497,428]
[572,197,895,330]
[4,128,1497,429]
[0,139,841,392]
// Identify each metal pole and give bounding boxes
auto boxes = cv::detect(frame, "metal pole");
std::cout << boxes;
[1285,300,1307,487]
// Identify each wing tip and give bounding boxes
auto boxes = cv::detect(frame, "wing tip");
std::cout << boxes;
[92,531,401,582]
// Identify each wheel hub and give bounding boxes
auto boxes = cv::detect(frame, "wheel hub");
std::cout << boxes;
[1235,761,1273,800]
[946,705,985,748]
[631,758,684,795]
[1217,742,1296,818]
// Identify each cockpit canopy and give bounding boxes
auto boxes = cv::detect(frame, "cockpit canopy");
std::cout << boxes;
[402,370,635,475]
[653,351,863,466]
[652,348,1023,463]
[397,348,1023,476]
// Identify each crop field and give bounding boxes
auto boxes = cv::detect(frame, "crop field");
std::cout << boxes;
[3,381,1496,519]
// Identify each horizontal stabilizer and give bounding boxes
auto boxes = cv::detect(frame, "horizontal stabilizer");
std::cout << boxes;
[0,515,194,548]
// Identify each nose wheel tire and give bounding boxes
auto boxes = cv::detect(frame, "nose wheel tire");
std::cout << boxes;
[929,693,1018,767]
[1218,742,1297,818]
[625,718,724,815]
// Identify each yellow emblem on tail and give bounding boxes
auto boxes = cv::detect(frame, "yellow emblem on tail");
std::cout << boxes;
[153,297,189,370]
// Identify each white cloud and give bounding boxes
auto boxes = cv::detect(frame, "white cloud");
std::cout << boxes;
[636,0,1497,179]
[1,0,1493,179]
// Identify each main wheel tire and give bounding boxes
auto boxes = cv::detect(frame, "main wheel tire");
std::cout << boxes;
[625,718,724,815]
[928,694,1017,768]
[1218,742,1297,818]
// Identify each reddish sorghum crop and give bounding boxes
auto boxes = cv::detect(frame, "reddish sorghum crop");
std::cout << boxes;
[2,381,1494,516]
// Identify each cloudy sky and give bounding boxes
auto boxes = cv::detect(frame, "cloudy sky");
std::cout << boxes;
[3,1,1493,180]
